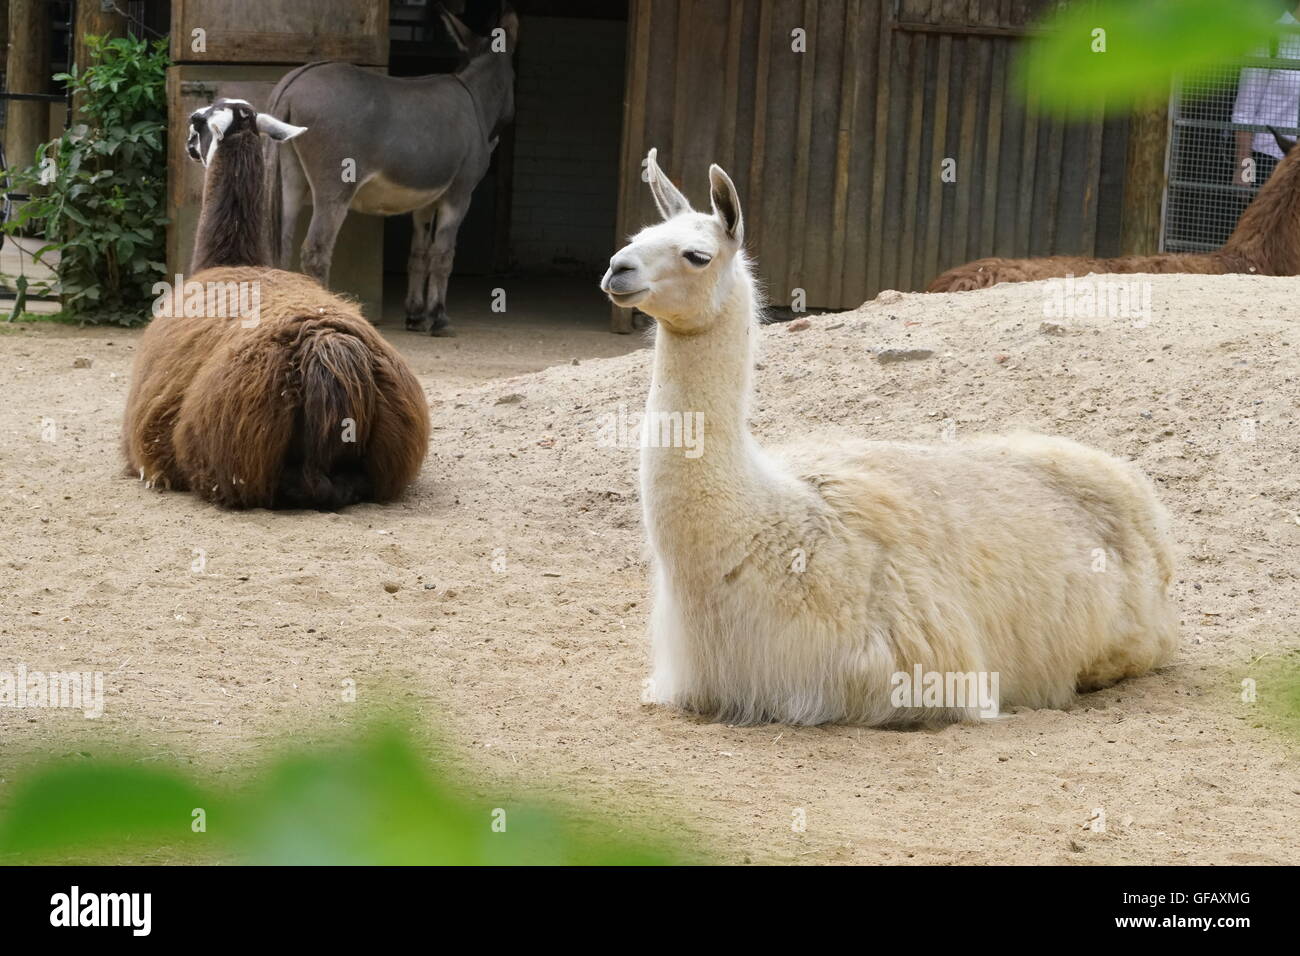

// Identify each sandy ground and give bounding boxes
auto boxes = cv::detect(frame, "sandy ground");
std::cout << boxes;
[1,272,1297,865]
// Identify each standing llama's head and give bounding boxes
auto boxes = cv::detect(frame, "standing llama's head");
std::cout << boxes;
[186,98,305,168]
[602,148,746,332]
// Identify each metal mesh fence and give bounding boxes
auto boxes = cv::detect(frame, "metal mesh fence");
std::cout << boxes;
[1165,28,1300,252]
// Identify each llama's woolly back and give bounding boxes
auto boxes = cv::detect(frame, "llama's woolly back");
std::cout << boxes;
[649,433,1176,726]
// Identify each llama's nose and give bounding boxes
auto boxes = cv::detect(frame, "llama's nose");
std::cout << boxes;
[601,254,642,294]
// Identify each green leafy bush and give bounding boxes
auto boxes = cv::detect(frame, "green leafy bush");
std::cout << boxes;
[0,722,684,866]
[3,35,169,326]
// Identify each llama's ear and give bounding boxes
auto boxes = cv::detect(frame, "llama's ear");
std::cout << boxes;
[709,163,743,243]
[255,112,307,142]
[207,106,234,138]
[645,147,691,220]
[201,106,234,167]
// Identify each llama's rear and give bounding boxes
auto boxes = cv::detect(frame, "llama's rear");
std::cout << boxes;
[281,323,379,508]
[123,99,429,509]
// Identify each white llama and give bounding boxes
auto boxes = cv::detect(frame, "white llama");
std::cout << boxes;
[601,148,1178,727]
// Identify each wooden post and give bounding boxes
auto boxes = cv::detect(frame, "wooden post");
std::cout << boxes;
[74,0,128,122]
[610,0,646,334]
[4,0,51,176]
[0,5,10,88]
[1120,96,1170,256]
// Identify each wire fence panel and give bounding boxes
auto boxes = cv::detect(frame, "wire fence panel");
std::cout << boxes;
[1165,27,1300,253]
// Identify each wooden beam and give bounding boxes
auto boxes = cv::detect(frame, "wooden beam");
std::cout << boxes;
[898,30,924,289]
[953,36,980,264]
[744,0,771,260]
[719,0,744,174]
[611,0,652,334]
[74,0,128,123]
[5,0,51,176]
[864,1,892,297]
[785,0,818,303]
[1120,96,1170,256]
[0,4,9,85]
[170,0,389,67]
[921,34,951,286]
[1078,105,1106,254]
[829,0,861,305]
[893,21,1045,38]
[1014,86,1040,254]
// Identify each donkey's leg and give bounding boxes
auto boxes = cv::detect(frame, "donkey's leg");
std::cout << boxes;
[300,183,356,288]
[405,203,437,332]
[423,196,470,336]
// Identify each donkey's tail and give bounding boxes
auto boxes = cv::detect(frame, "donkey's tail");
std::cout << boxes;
[278,326,378,509]
[262,62,329,268]
[262,123,284,269]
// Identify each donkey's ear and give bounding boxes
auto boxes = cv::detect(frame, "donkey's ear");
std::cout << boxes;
[256,112,307,142]
[709,164,743,243]
[645,148,691,220]
[437,3,478,54]
[498,3,520,50]
[1269,125,1296,156]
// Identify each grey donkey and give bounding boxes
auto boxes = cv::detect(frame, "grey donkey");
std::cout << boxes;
[264,3,519,335]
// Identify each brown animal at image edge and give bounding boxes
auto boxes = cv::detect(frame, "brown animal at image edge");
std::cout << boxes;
[927,127,1300,291]
[121,99,430,510]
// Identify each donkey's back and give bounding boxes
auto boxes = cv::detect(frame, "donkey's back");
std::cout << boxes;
[268,62,488,215]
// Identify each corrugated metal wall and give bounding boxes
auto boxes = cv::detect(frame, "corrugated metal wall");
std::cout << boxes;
[615,0,1132,313]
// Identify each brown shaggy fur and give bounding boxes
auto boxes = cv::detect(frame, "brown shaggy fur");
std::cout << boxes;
[123,101,429,509]
[927,132,1300,292]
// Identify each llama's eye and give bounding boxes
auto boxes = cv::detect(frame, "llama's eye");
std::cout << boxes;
[683,251,712,266]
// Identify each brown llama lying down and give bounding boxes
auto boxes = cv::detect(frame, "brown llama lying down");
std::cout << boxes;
[927,128,1300,292]
[122,99,429,509]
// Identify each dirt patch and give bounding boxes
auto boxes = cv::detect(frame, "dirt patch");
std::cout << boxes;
[1,273,1297,864]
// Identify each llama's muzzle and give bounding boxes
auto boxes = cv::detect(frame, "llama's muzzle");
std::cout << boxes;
[601,255,647,306]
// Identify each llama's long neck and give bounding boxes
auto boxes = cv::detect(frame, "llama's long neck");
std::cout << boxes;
[641,269,774,573]
[191,129,270,273]
[1223,148,1300,274]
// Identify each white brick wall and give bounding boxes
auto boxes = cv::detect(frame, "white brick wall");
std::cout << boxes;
[510,17,626,272]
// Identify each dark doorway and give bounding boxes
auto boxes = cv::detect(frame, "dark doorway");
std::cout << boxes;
[383,1,628,316]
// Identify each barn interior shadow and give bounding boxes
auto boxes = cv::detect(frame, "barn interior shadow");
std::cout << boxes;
[384,1,629,334]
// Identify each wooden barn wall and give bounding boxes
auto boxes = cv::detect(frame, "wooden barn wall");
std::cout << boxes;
[616,0,1131,312]
[170,0,388,65]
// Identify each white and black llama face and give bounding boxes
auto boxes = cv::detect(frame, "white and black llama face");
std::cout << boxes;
[186,98,306,168]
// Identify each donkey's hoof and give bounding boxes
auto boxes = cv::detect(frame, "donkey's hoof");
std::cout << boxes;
[428,313,453,337]
[429,324,456,338]
[405,314,428,332]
